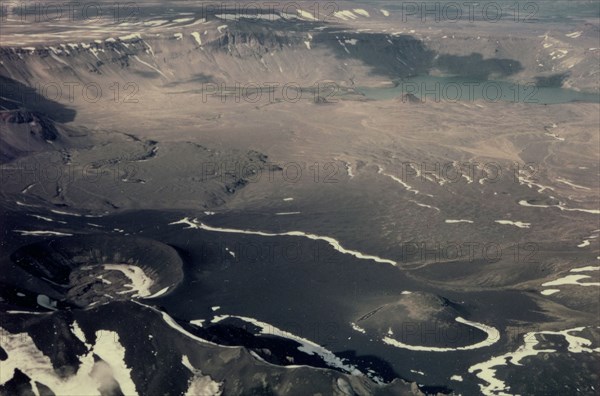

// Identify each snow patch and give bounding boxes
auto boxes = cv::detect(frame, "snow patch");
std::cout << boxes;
[540,289,560,296]
[173,17,194,23]
[578,240,591,248]
[119,33,141,41]
[103,264,155,297]
[542,274,599,287]
[181,355,222,396]
[14,230,72,236]
[171,217,398,267]
[382,317,500,352]
[557,177,589,190]
[518,200,600,214]
[334,10,359,21]
[378,166,424,195]
[297,9,317,21]
[469,327,599,396]
[0,327,138,395]
[570,266,600,273]
[191,32,202,46]
[353,9,370,17]
[212,315,364,376]
[132,55,167,78]
[494,220,530,229]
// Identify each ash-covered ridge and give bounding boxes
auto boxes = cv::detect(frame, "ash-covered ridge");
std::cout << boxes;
[353,292,499,351]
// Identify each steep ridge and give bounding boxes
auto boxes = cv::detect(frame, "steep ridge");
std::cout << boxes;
[0,109,65,162]
[0,17,597,100]
[0,302,423,396]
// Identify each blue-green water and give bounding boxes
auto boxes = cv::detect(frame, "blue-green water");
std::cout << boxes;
[358,76,600,104]
[380,0,600,24]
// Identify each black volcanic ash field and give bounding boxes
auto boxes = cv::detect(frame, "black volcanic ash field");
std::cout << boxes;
[1,2,599,395]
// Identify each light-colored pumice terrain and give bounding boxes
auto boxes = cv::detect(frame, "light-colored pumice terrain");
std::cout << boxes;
[1,1,599,395]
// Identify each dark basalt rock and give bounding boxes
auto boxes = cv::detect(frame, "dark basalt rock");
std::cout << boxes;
[10,236,184,307]
[0,109,59,141]
[354,292,485,349]
[396,93,422,104]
